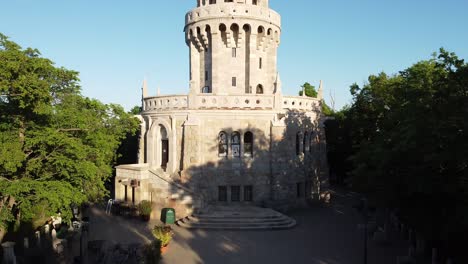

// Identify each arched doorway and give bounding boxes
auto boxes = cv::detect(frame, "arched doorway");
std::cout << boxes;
[160,125,169,171]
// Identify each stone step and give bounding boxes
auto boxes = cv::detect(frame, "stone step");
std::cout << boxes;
[179,219,293,227]
[192,214,283,220]
[177,219,296,230]
[177,206,296,230]
[184,216,290,224]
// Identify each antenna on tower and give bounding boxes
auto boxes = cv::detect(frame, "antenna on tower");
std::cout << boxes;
[141,78,148,110]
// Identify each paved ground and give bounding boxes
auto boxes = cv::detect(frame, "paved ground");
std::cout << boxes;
[84,190,409,264]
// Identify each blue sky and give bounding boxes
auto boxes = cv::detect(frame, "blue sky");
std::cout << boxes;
[1,0,467,110]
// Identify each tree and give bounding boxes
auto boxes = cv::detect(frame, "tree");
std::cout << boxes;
[298,82,318,97]
[326,48,468,261]
[0,33,139,239]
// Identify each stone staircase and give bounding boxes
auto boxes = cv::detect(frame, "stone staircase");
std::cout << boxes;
[175,205,296,230]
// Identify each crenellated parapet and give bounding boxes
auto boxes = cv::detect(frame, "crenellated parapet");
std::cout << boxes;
[185,3,281,31]
[196,0,270,9]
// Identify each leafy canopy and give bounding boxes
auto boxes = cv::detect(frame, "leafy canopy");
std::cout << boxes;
[0,33,139,230]
[325,48,468,260]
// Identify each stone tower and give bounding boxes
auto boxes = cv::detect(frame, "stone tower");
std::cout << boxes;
[115,0,329,218]
[185,0,281,96]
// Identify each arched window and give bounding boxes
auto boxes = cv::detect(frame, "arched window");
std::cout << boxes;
[218,132,228,157]
[252,0,258,5]
[256,84,263,94]
[231,132,241,157]
[244,132,253,157]
[296,132,301,156]
[304,132,309,153]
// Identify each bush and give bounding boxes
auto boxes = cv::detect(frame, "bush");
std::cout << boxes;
[138,200,152,216]
[152,225,173,247]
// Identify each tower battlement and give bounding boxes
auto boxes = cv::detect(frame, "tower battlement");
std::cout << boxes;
[196,0,269,8]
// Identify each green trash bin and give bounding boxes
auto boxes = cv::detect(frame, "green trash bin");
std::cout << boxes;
[160,208,176,224]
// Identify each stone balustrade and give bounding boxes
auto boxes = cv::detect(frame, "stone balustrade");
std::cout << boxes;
[144,95,189,111]
[143,94,321,112]
[196,94,275,109]
[282,96,321,112]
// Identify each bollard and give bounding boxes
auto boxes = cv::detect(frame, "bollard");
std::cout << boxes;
[35,231,41,248]
[432,248,438,264]
[44,224,50,239]
[1,241,17,264]
[80,229,89,264]
[23,237,29,249]
[51,229,57,240]
[408,245,415,258]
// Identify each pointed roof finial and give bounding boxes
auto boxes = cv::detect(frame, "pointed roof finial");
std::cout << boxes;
[142,78,148,98]
[274,72,282,94]
[157,87,161,96]
[318,80,324,100]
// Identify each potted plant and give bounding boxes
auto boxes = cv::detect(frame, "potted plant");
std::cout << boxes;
[138,200,152,221]
[152,225,174,254]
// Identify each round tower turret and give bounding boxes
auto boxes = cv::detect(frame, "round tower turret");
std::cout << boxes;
[185,0,280,96]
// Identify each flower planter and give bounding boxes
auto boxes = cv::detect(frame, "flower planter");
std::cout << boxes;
[141,215,150,222]
[161,245,169,255]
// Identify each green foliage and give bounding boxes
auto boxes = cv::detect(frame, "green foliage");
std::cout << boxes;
[129,106,142,115]
[327,48,468,260]
[298,82,318,97]
[321,100,334,116]
[0,34,139,230]
[151,225,173,247]
[138,200,152,216]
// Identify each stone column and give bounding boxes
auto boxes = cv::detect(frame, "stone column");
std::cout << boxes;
[249,33,258,92]
[170,116,178,173]
[137,116,146,164]
[211,28,221,94]
[190,41,200,94]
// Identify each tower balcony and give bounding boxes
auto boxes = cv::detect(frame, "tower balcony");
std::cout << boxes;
[143,94,321,112]
[185,3,281,29]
